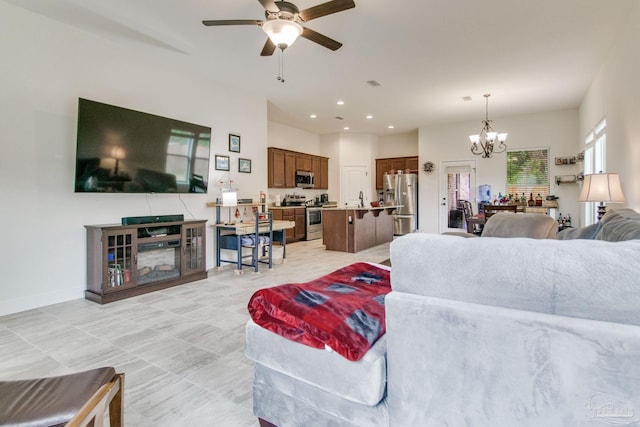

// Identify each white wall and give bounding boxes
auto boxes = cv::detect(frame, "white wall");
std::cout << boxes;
[0,3,268,315]
[376,130,419,158]
[418,109,580,233]
[579,1,640,211]
[268,121,321,154]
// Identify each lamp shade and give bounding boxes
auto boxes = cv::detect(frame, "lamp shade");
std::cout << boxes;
[111,146,125,160]
[578,173,625,203]
[262,20,303,48]
[222,191,238,207]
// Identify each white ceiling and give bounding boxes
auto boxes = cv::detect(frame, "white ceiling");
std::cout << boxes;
[7,0,634,135]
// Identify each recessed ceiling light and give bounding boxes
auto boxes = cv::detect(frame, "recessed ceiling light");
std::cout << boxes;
[310,114,317,119]
[343,126,350,130]
[337,100,344,106]
[366,115,373,119]
[388,125,395,129]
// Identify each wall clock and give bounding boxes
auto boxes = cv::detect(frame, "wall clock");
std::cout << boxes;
[422,161,435,175]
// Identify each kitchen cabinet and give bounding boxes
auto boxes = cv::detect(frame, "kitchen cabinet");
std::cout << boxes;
[322,207,395,253]
[375,156,419,189]
[319,157,329,189]
[376,159,391,190]
[312,156,329,189]
[296,154,312,172]
[268,147,329,189]
[268,148,296,188]
[271,207,306,243]
[294,208,306,240]
[285,152,296,187]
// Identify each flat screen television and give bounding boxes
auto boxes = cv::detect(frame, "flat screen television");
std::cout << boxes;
[74,98,211,193]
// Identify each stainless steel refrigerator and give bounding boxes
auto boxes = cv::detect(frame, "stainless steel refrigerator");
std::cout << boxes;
[384,172,418,235]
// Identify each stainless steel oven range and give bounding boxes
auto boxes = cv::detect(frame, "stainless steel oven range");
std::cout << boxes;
[305,207,322,240]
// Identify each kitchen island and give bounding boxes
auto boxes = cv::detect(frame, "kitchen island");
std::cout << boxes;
[322,206,398,253]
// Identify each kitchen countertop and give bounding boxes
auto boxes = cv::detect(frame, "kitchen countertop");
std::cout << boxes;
[327,205,401,211]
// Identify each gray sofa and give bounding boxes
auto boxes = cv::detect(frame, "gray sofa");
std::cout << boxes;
[246,208,640,426]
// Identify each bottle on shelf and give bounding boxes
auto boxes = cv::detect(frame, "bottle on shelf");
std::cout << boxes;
[528,193,535,207]
[566,214,572,227]
[521,193,527,204]
[535,193,543,206]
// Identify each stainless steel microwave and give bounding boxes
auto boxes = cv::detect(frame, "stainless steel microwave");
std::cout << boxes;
[295,171,314,188]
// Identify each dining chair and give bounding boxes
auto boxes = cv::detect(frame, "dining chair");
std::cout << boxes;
[457,200,480,234]
[483,204,518,220]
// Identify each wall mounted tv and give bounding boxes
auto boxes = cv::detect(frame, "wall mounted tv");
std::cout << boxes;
[74,98,211,193]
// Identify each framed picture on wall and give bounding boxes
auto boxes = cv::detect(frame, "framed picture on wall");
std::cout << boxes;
[239,158,251,173]
[215,155,230,171]
[229,134,241,153]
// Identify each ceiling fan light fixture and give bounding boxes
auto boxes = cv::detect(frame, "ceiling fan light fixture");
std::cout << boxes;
[262,20,303,49]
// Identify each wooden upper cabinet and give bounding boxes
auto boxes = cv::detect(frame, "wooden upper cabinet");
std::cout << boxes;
[284,151,296,188]
[375,156,418,189]
[312,156,321,189]
[405,157,419,173]
[390,158,406,172]
[319,157,329,189]
[311,156,329,189]
[376,159,391,190]
[296,154,312,172]
[268,147,328,189]
[268,148,286,188]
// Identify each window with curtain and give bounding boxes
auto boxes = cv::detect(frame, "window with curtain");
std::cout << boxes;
[583,119,606,225]
[506,148,550,205]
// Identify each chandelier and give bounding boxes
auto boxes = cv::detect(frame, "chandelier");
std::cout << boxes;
[469,94,507,158]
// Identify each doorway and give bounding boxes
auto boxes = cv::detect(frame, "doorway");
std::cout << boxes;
[439,160,476,233]
[342,166,369,207]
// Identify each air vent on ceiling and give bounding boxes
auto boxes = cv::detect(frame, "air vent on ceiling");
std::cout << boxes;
[335,116,344,120]
[367,80,382,87]
[462,96,472,101]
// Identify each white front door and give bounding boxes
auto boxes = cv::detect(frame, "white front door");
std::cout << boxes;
[439,160,476,233]
[342,166,369,207]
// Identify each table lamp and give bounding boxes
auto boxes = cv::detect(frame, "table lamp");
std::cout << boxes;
[222,191,238,224]
[578,172,625,221]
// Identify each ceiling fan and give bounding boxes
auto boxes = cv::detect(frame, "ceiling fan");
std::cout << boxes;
[202,0,355,56]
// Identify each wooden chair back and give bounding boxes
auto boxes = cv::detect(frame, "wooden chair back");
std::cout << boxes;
[484,204,518,220]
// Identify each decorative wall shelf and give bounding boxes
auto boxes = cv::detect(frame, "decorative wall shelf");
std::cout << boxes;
[555,156,577,165]
[555,174,583,185]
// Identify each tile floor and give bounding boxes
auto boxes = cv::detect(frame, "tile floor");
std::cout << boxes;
[0,239,390,426]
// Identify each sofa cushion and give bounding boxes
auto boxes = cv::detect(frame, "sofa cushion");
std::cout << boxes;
[481,212,558,238]
[390,233,640,326]
[245,320,387,406]
[253,365,389,427]
[556,222,600,240]
[596,208,640,241]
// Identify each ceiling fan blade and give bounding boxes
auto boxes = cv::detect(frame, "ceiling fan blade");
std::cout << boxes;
[299,0,355,22]
[258,0,280,13]
[260,38,277,56]
[301,27,342,51]
[202,19,263,26]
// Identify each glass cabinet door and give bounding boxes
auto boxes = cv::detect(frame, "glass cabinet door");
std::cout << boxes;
[103,231,135,292]
[183,224,205,275]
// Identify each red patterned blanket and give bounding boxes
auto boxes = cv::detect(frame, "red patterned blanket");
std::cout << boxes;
[248,262,391,361]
